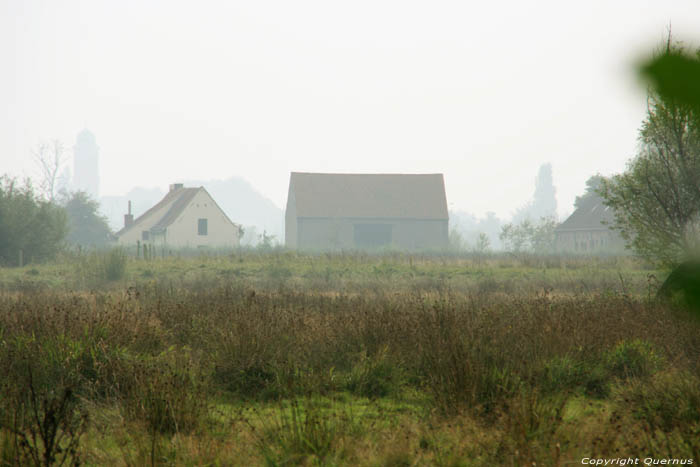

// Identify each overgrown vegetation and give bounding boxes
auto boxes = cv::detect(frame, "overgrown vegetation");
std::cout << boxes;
[0,176,67,266]
[0,252,697,465]
[602,40,700,267]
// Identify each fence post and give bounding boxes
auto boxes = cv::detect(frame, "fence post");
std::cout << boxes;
[18,249,23,268]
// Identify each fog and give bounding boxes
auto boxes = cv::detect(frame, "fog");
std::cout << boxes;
[2,0,700,224]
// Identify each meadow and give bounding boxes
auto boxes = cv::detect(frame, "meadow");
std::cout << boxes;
[0,250,698,466]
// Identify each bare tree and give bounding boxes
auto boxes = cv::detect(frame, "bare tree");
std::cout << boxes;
[33,139,66,202]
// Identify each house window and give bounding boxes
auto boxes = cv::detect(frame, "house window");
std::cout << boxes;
[198,218,208,236]
[142,231,150,241]
[353,224,392,248]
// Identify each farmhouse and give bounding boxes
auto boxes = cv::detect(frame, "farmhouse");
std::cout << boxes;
[554,196,624,253]
[115,183,241,249]
[285,172,449,250]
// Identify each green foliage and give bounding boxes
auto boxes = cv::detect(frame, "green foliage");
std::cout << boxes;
[615,369,700,435]
[104,247,128,281]
[658,260,700,316]
[499,217,557,254]
[604,339,664,379]
[75,247,128,284]
[540,355,587,394]
[574,174,605,209]
[61,191,113,247]
[473,232,491,254]
[257,398,353,465]
[0,176,67,265]
[602,42,700,267]
[641,48,700,112]
[344,347,404,399]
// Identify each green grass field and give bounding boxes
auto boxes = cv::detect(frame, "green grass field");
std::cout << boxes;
[0,251,698,466]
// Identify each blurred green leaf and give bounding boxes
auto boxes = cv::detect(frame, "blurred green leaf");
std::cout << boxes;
[641,53,700,110]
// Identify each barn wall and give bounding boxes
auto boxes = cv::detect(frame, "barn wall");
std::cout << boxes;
[555,229,625,253]
[296,217,448,250]
[285,191,298,248]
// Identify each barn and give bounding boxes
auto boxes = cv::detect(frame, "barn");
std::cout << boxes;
[285,172,449,250]
[115,183,241,249]
[554,197,624,253]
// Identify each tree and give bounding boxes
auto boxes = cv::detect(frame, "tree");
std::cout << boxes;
[61,191,113,247]
[33,140,66,203]
[601,42,700,267]
[500,217,557,254]
[641,45,700,113]
[574,175,605,209]
[473,232,491,254]
[0,176,67,265]
[512,163,558,223]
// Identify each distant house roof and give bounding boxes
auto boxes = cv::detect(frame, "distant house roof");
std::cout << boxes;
[115,186,201,237]
[556,196,616,232]
[288,172,449,220]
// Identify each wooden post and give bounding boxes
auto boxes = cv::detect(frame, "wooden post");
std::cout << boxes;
[137,240,141,259]
[18,249,23,268]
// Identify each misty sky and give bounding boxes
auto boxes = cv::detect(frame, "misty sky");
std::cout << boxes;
[2,1,700,220]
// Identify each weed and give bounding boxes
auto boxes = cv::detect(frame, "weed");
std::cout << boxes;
[604,339,664,379]
[256,398,352,465]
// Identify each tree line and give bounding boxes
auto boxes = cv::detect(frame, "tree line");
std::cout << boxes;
[0,176,112,266]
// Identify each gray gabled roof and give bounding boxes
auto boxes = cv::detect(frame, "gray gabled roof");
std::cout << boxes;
[287,172,448,220]
[556,196,616,232]
[115,187,200,237]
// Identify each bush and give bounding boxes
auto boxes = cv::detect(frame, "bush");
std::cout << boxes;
[615,370,700,432]
[104,247,127,281]
[344,347,404,399]
[257,398,352,465]
[75,247,128,284]
[604,339,664,379]
[540,355,586,394]
[0,176,67,266]
[539,355,610,398]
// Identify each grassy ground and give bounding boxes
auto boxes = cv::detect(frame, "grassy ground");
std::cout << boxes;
[0,251,697,466]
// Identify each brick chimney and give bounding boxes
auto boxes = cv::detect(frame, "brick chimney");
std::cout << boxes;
[124,200,134,228]
[169,183,184,192]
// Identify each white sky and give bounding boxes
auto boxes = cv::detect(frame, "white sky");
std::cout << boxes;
[2,0,700,219]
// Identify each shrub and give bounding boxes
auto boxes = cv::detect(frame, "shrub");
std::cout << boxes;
[615,370,700,432]
[256,398,352,465]
[540,355,586,394]
[104,247,127,281]
[604,339,664,379]
[539,355,610,398]
[344,347,404,399]
[75,247,128,284]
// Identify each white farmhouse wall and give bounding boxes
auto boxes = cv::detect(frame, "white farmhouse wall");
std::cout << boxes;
[116,200,177,247]
[163,190,239,248]
[116,188,240,249]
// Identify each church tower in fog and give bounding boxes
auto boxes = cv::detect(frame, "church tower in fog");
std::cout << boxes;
[73,129,99,199]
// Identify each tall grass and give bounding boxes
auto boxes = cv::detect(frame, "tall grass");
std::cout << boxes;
[0,253,697,464]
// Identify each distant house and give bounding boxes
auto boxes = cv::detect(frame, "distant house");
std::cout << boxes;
[555,197,624,253]
[115,184,241,249]
[285,172,449,250]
